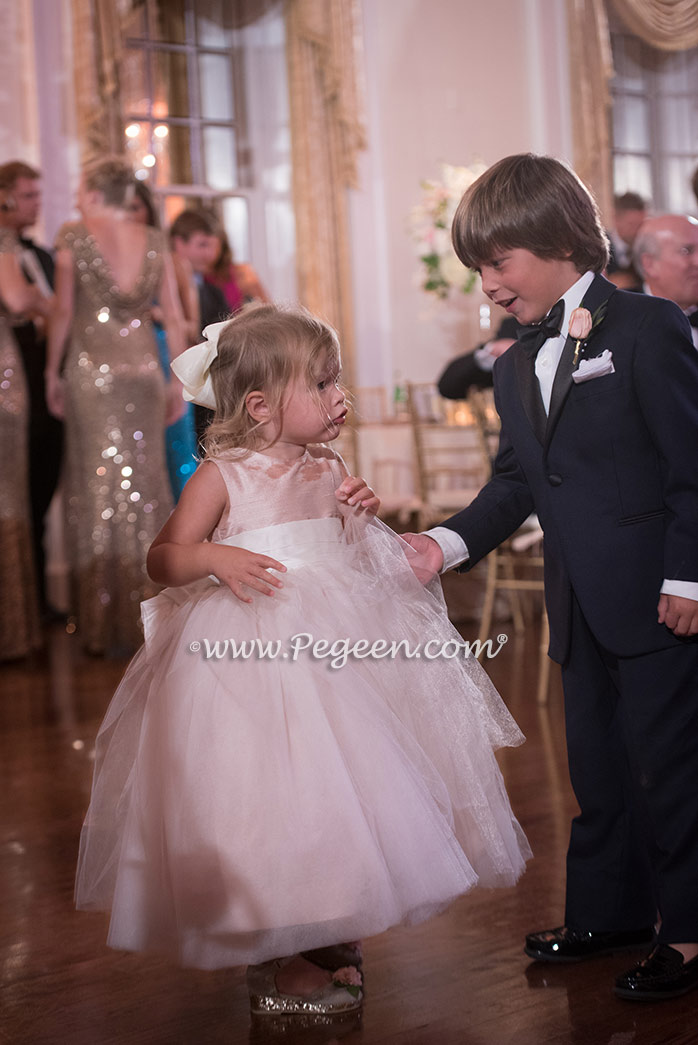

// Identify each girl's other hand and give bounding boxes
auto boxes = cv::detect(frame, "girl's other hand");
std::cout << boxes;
[208,544,286,603]
[335,476,380,515]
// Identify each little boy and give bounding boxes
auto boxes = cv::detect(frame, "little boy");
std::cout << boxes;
[406,154,698,1001]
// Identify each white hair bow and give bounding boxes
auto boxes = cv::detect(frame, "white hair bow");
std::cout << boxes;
[170,320,229,410]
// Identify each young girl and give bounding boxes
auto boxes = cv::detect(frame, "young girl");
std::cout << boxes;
[75,303,530,1019]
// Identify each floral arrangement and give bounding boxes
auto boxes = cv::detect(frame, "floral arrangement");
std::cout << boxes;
[409,162,487,299]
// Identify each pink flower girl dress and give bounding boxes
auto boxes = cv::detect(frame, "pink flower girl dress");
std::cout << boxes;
[75,444,530,969]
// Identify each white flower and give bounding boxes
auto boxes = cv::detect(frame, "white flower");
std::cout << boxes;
[409,161,486,300]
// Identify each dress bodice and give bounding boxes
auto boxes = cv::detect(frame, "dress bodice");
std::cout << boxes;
[56,220,163,314]
[211,444,347,542]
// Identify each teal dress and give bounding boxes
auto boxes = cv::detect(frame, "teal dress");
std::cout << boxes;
[155,323,198,500]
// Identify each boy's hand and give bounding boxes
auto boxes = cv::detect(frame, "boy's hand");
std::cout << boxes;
[208,544,286,603]
[401,533,444,583]
[657,593,698,637]
[335,476,379,515]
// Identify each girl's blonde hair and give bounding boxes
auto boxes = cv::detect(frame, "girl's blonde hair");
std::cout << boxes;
[203,302,341,457]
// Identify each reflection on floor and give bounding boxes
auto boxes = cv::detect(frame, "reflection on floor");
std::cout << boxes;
[1,612,695,1045]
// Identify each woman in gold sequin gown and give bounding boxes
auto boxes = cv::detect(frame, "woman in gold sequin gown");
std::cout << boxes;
[0,225,52,658]
[46,160,186,655]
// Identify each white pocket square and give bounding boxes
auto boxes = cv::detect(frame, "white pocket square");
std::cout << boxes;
[572,349,615,384]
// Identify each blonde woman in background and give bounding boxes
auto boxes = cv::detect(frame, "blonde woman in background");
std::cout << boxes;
[46,158,186,655]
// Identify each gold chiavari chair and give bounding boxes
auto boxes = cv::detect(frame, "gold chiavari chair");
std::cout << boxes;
[468,387,550,704]
[406,382,488,532]
[339,386,423,528]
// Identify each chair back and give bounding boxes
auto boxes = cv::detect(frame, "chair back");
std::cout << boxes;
[406,382,488,528]
[468,386,500,473]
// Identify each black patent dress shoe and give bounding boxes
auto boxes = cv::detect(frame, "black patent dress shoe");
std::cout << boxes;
[615,944,698,1001]
[524,925,655,963]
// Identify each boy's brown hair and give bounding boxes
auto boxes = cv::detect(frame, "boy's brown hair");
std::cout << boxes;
[451,153,609,274]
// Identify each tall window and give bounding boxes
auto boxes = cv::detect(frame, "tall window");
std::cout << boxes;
[120,0,295,296]
[610,25,698,213]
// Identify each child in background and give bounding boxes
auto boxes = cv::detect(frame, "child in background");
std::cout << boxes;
[76,303,530,1020]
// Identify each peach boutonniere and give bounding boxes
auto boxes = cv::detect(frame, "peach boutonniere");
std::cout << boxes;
[569,302,608,365]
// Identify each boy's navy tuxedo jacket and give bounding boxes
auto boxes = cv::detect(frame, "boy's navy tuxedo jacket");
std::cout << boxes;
[441,274,698,663]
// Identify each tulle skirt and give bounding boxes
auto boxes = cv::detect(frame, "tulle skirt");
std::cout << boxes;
[76,515,530,969]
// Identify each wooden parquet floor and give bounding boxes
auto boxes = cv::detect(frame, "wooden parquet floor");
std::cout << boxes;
[1,614,696,1045]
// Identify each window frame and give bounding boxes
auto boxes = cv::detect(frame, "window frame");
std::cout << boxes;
[609,24,698,213]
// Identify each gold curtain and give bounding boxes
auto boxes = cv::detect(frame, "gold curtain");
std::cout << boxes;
[567,0,615,221]
[611,0,698,50]
[285,0,366,385]
[71,0,131,163]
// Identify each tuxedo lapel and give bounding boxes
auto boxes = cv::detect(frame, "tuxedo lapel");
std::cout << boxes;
[514,345,547,444]
[543,274,617,455]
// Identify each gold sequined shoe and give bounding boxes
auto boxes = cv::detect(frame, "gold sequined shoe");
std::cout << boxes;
[247,958,363,1017]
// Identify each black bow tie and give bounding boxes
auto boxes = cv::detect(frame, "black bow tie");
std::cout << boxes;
[517,299,565,356]
[687,308,698,328]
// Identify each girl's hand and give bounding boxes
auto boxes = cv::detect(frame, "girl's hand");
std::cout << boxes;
[208,543,286,603]
[335,476,380,515]
[45,371,65,420]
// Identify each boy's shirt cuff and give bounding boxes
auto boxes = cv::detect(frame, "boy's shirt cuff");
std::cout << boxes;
[660,579,698,601]
[423,526,469,572]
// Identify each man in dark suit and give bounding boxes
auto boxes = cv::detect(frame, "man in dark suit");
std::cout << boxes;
[437,316,518,399]
[170,209,228,444]
[0,161,61,618]
[633,213,698,348]
[405,155,698,1001]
